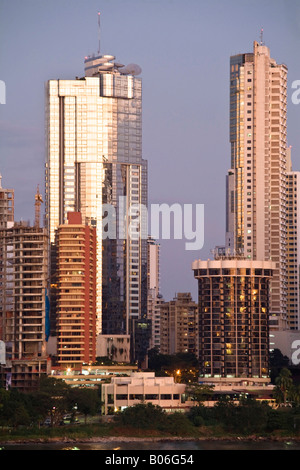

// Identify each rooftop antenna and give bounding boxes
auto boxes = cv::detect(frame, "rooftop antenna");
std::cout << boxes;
[97,11,101,55]
[260,27,264,45]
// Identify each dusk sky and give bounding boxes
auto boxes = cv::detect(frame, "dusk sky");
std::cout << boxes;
[1,0,300,300]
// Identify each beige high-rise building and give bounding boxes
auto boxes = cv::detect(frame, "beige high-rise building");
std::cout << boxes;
[160,293,198,356]
[286,147,300,330]
[226,40,288,329]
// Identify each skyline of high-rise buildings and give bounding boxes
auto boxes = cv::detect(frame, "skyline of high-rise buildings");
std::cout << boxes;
[190,39,300,383]
[0,34,299,391]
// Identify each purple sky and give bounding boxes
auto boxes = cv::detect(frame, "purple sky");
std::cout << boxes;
[1,0,300,301]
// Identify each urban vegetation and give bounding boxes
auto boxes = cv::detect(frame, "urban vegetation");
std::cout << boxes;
[1,387,300,442]
[0,376,102,430]
[1,350,300,442]
[147,350,200,382]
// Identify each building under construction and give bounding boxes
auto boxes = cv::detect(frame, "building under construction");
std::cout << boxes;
[0,173,14,230]
[0,187,50,391]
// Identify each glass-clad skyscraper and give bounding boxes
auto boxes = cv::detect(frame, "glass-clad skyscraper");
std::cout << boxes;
[45,54,147,341]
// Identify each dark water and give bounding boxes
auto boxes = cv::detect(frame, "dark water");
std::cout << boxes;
[2,439,300,450]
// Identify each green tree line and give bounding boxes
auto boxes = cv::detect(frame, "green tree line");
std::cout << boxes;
[0,376,102,428]
[118,398,300,436]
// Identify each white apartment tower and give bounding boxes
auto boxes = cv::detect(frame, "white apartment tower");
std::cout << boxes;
[226,40,288,329]
[147,236,163,350]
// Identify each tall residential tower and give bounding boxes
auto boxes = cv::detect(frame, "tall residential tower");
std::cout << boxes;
[226,40,288,329]
[286,147,300,330]
[56,212,97,368]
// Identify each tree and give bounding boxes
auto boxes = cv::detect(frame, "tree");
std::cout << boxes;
[28,390,54,426]
[119,403,168,429]
[69,388,102,424]
[0,388,31,428]
[274,368,293,406]
[185,383,214,405]
[148,350,199,383]
[234,397,270,434]
[33,376,73,425]
[286,384,300,408]
[163,412,195,436]
[9,402,31,428]
[212,395,237,431]
[93,356,117,366]
[270,349,290,383]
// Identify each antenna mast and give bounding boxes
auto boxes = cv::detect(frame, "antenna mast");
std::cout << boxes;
[97,12,101,55]
[260,27,264,45]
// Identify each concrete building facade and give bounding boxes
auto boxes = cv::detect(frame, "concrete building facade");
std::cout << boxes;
[160,293,198,356]
[101,371,188,415]
[0,221,49,391]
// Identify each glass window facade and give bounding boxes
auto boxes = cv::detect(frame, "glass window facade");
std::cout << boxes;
[45,55,147,346]
[193,259,274,379]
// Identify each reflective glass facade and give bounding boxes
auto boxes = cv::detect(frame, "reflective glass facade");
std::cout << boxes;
[226,41,288,326]
[45,55,147,338]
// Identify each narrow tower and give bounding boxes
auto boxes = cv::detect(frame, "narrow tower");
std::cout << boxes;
[226,40,288,329]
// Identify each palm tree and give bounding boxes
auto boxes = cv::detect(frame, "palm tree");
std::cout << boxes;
[274,368,293,406]
[289,384,300,408]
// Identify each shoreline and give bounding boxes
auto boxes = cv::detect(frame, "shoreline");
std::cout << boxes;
[2,435,300,445]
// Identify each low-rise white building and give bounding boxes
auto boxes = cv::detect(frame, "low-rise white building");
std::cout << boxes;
[101,372,189,415]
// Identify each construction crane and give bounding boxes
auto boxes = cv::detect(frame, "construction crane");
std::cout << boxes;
[34,185,43,228]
